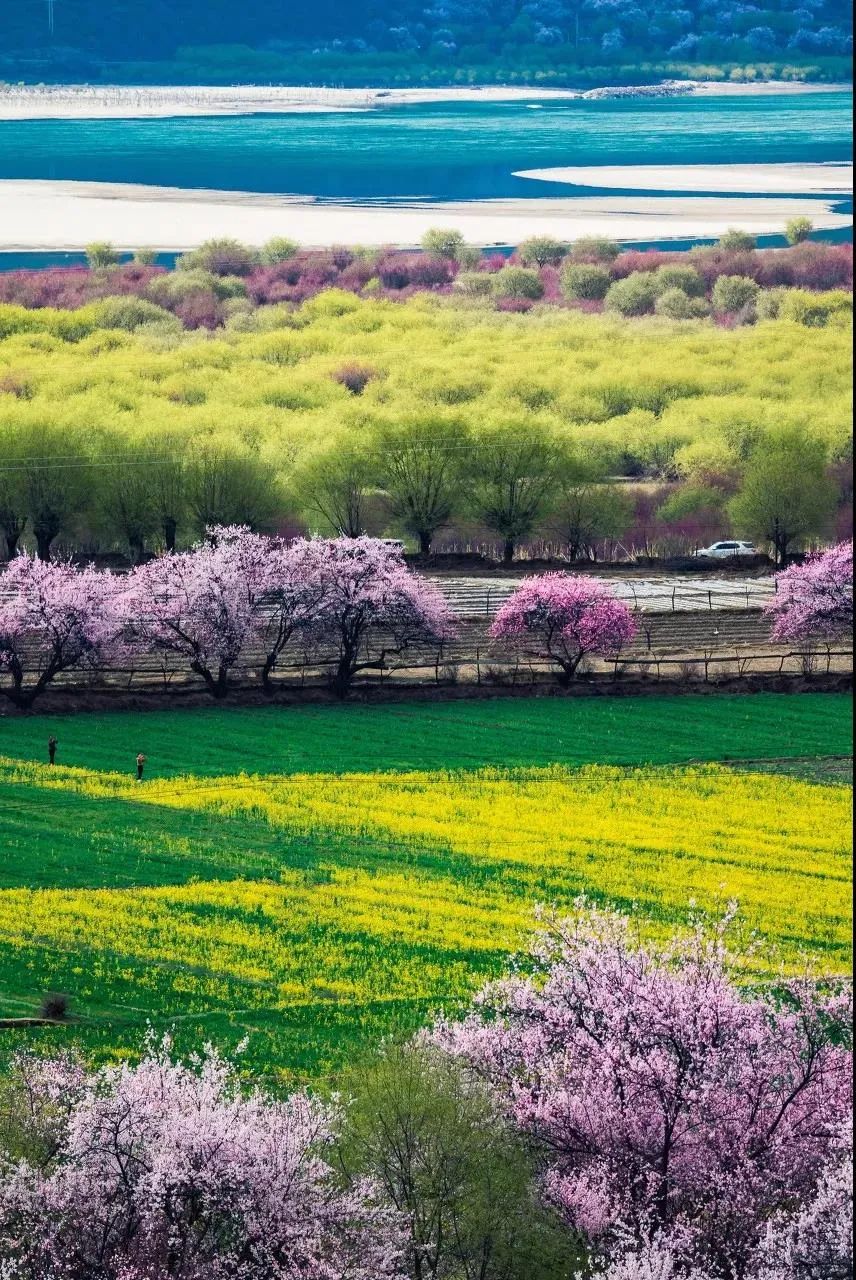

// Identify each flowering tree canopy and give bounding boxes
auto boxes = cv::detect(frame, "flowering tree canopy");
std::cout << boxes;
[590,1125,852,1280]
[0,553,120,708]
[255,535,335,690]
[490,573,636,683]
[765,541,853,643]
[120,528,266,698]
[435,904,852,1279]
[300,537,456,697]
[0,1039,404,1280]
[750,1121,852,1280]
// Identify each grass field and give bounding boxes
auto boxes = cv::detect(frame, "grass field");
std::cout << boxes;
[0,693,851,1084]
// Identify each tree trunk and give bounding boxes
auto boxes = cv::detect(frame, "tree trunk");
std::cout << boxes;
[34,527,55,561]
[3,683,32,710]
[332,652,355,699]
[502,538,515,566]
[418,530,432,558]
[774,532,787,567]
[193,663,229,699]
[129,534,145,565]
[3,527,21,560]
[163,516,177,554]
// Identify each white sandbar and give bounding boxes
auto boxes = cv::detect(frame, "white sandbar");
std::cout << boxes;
[0,80,849,120]
[516,162,854,195]
[0,179,849,251]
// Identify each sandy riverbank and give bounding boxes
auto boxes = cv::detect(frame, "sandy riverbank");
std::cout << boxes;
[0,80,849,119]
[516,162,854,195]
[0,179,849,251]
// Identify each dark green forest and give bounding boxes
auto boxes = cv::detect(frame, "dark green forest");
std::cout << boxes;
[1,0,852,85]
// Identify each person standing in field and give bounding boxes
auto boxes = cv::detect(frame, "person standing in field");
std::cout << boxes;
[136,752,146,781]
[48,736,57,766]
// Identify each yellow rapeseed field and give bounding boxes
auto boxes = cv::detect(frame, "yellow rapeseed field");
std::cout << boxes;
[0,752,849,1077]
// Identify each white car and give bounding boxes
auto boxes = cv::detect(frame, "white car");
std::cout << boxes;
[693,540,757,560]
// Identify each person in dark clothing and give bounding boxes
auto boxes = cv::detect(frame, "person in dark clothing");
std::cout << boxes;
[48,736,57,765]
[136,752,146,781]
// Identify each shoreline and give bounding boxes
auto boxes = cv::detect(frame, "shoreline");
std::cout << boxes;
[0,79,850,120]
[0,177,849,252]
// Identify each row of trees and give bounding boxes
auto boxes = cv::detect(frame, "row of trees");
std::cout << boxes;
[0,234,849,328]
[0,424,287,562]
[0,416,844,567]
[1,534,849,708]
[0,533,454,707]
[302,421,847,566]
[0,905,850,1279]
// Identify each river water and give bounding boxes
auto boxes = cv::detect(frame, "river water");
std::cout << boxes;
[0,91,851,267]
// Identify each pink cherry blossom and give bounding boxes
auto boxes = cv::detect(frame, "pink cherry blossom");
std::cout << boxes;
[434,903,852,1278]
[294,537,456,697]
[765,541,853,644]
[119,527,268,698]
[119,531,455,699]
[0,552,121,708]
[749,1120,853,1280]
[490,573,636,683]
[0,1038,405,1280]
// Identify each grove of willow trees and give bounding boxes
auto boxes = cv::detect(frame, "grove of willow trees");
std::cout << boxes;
[0,289,849,564]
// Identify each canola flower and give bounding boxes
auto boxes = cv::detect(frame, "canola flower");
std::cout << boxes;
[0,869,522,1003]
[0,755,850,968]
[0,754,849,1077]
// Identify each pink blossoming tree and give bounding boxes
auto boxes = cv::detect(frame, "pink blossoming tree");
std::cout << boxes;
[490,574,636,683]
[765,541,853,644]
[750,1121,852,1280]
[119,532,455,699]
[0,1039,404,1280]
[0,553,121,708]
[591,1125,852,1280]
[434,904,852,1279]
[254,536,335,691]
[300,537,456,697]
[120,528,266,698]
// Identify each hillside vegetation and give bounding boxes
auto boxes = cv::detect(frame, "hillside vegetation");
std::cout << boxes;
[1,0,851,85]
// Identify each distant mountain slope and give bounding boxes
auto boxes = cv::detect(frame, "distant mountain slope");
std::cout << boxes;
[1,0,852,83]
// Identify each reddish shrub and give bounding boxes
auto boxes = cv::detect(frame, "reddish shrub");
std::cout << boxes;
[688,248,760,288]
[337,260,378,291]
[0,373,31,398]
[408,255,455,287]
[0,263,165,311]
[331,246,355,271]
[785,242,852,290]
[376,255,412,290]
[609,249,676,279]
[540,265,562,301]
[712,310,742,329]
[333,362,376,394]
[172,291,222,329]
[246,275,290,305]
